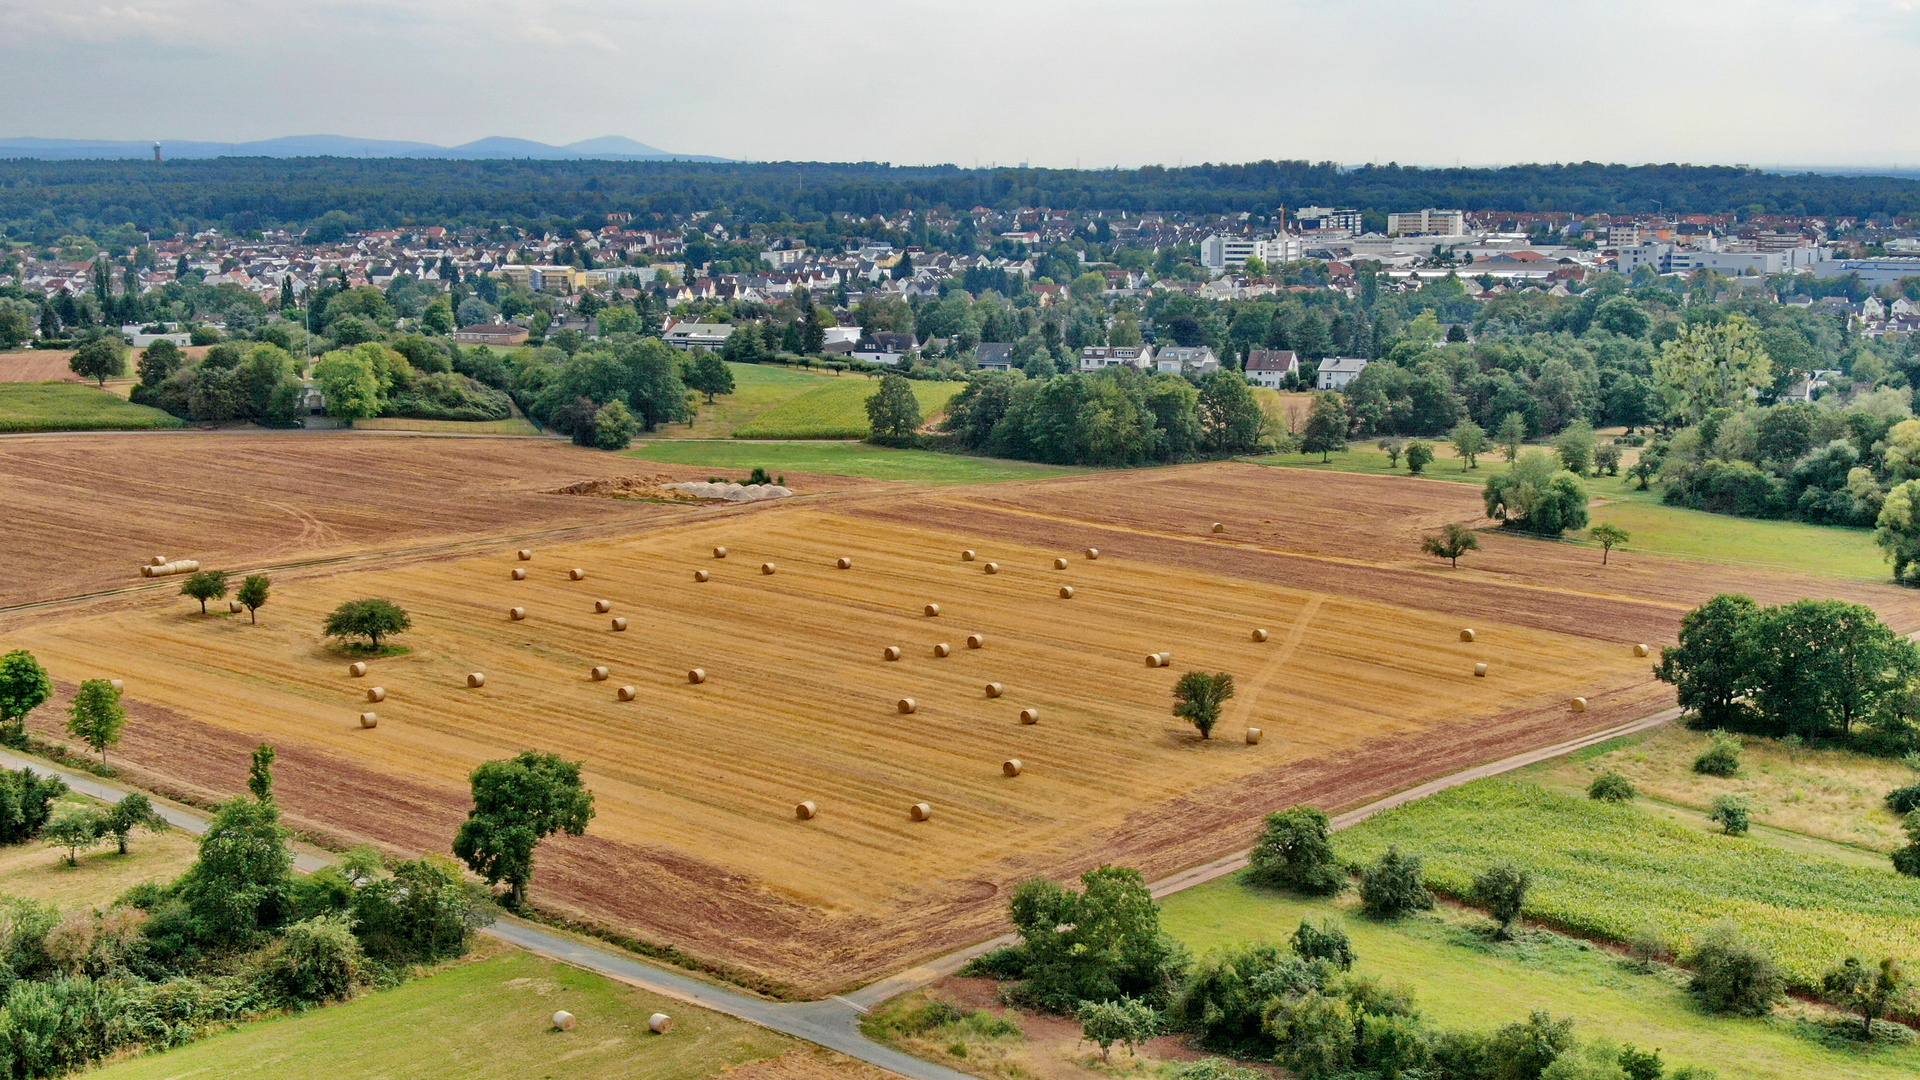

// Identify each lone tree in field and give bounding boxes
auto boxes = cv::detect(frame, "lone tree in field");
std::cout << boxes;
[1301,392,1348,461]
[1404,440,1435,475]
[1359,846,1434,919]
[1421,523,1480,568]
[236,574,271,624]
[323,599,411,652]
[1451,419,1488,469]
[1590,523,1629,565]
[1172,671,1235,740]
[1377,439,1403,469]
[44,807,104,867]
[1824,957,1916,1040]
[102,793,167,854]
[68,338,125,388]
[66,678,127,768]
[686,353,736,403]
[865,373,922,446]
[1587,770,1636,803]
[0,650,54,749]
[1247,806,1346,895]
[181,570,229,615]
[452,751,595,908]
[1471,861,1531,940]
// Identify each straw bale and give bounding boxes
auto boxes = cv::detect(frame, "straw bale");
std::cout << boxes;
[1212,522,1225,533]
[1053,558,1068,570]
[836,557,853,570]
[1571,697,1587,712]
[794,800,818,820]
[509,607,527,620]
[924,603,941,617]
[694,569,710,582]
[366,686,386,703]
[1245,727,1264,745]
[1473,662,1489,678]
[228,600,244,613]
[933,643,951,657]
[569,568,586,581]
[1058,586,1075,599]
[1459,628,1476,642]
[909,802,932,821]
[1632,643,1650,657]
[967,634,984,649]
[961,550,976,561]
[348,662,367,678]
[617,685,637,701]
[553,1011,576,1031]
[984,682,1004,698]
[612,617,628,631]
[1251,628,1270,642]
[358,712,377,729]
[511,568,527,580]
[713,546,728,558]
[467,673,486,688]
[688,668,707,684]
[1002,759,1023,777]
[983,562,1000,574]
[1019,707,1039,724]
[1085,548,1099,560]
[594,599,611,613]
[761,562,777,575]
[1145,652,1171,667]
[109,679,124,692]
[139,566,151,577]
[149,556,168,566]
[897,697,917,714]
[517,549,532,561]
[590,666,610,681]
[649,1013,674,1034]
[884,646,903,661]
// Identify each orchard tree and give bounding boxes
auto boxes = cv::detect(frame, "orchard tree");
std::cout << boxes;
[236,574,271,624]
[0,650,53,748]
[1247,806,1346,895]
[1450,419,1487,469]
[1823,957,1915,1040]
[44,807,104,867]
[68,338,125,387]
[1377,439,1403,469]
[181,570,229,614]
[1421,523,1479,568]
[1590,523,1629,564]
[1471,862,1531,940]
[1078,998,1158,1063]
[66,678,127,767]
[102,793,168,854]
[1172,671,1235,740]
[1495,411,1528,462]
[452,751,595,908]
[1405,440,1435,475]
[323,599,411,651]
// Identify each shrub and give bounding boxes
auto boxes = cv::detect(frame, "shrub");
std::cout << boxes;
[1290,918,1355,971]
[1359,847,1434,920]
[1708,795,1752,836]
[1077,996,1158,1061]
[261,913,363,1004]
[1471,861,1531,939]
[1168,944,1326,1058]
[351,856,488,963]
[1246,807,1346,895]
[591,399,638,450]
[1693,730,1742,776]
[1587,770,1636,803]
[1886,783,1920,816]
[1626,924,1671,971]
[1686,923,1785,1016]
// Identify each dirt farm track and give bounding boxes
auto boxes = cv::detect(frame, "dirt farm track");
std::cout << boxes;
[6,433,1919,999]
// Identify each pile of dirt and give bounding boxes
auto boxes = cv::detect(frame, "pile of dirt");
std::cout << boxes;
[546,474,704,501]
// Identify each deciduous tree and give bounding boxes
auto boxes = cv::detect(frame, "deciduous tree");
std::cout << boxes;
[102,793,167,854]
[0,650,53,749]
[1247,807,1346,895]
[1301,392,1347,461]
[322,598,411,651]
[1823,957,1915,1040]
[865,373,922,446]
[1172,671,1235,740]
[1589,523,1629,564]
[1471,862,1530,940]
[68,338,125,387]
[65,679,126,767]
[452,751,595,908]
[1420,524,1479,568]
[236,574,271,624]
[180,570,228,615]
[1450,419,1487,469]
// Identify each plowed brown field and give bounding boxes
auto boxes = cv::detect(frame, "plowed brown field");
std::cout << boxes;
[8,443,1917,999]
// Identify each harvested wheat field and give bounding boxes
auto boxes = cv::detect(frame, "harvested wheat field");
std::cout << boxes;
[0,432,871,609]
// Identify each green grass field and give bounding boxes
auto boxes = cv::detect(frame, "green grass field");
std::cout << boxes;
[0,382,183,433]
[734,378,963,439]
[1159,880,1920,1080]
[90,946,807,1080]
[668,363,848,439]
[628,440,1080,484]
[1333,780,1920,988]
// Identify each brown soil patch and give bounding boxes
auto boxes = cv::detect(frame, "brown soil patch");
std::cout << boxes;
[0,351,83,383]
[549,473,704,501]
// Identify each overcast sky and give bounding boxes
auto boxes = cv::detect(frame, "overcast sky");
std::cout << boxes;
[7,0,1920,168]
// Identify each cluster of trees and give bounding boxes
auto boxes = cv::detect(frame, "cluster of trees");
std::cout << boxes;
[1654,594,1920,754]
[942,367,1269,466]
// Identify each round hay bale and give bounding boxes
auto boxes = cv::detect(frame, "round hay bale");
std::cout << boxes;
[1632,643,1650,658]
[694,569,711,582]
[961,550,976,561]
[1058,586,1075,599]
[924,603,941,617]
[1019,708,1040,724]
[1212,522,1225,533]
[358,712,378,729]
[1473,662,1489,678]
[1053,557,1068,570]
[933,643,951,658]
[517,549,532,561]
[1002,759,1023,777]
[1571,697,1588,713]
[836,557,853,570]
[109,679,124,692]
[648,1013,674,1035]
[367,686,386,703]
[1246,727,1263,745]
[1085,547,1099,560]
[1159,652,1172,666]
[467,672,486,688]
[983,562,1000,574]
[508,606,527,621]
[590,666,610,681]
[348,662,368,678]
[594,599,611,613]
[1459,628,1476,643]
[897,697,917,714]
[688,668,707,684]
[967,634,985,649]
[1252,628,1270,642]
[794,800,817,820]
[884,646,903,661]
[984,682,1004,698]
[569,568,586,581]
[909,802,932,822]
[150,555,168,566]
[713,546,728,559]
[511,567,527,580]
[617,685,637,701]
[611,617,628,632]
[553,1010,576,1031]
[139,565,153,577]
[761,562,777,575]
[228,600,245,614]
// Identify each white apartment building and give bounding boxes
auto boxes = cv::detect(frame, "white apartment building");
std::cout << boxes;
[1295,207,1363,232]
[1317,356,1371,390]
[1385,209,1467,237]
[1200,235,1303,270]
[1618,242,1827,277]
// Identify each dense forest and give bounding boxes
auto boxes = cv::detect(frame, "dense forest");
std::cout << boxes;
[6,158,1920,240]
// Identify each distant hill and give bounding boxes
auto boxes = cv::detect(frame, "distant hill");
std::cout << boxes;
[0,135,730,162]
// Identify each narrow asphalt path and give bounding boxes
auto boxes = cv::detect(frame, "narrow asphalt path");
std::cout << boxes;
[0,704,1674,1080]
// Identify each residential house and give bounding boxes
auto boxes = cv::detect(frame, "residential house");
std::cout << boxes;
[1244,349,1299,389]
[1155,346,1219,375]
[1317,356,1370,390]
[974,342,1014,371]
[453,323,530,346]
[854,331,918,366]
[1078,345,1155,372]
[662,321,736,350]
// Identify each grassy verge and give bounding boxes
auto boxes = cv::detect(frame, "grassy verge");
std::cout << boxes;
[0,382,183,432]
[1333,779,1920,988]
[734,379,963,439]
[1158,879,1920,1080]
[89,947,809,1080]
[0,792,197,910]
[628,440,1082,484]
